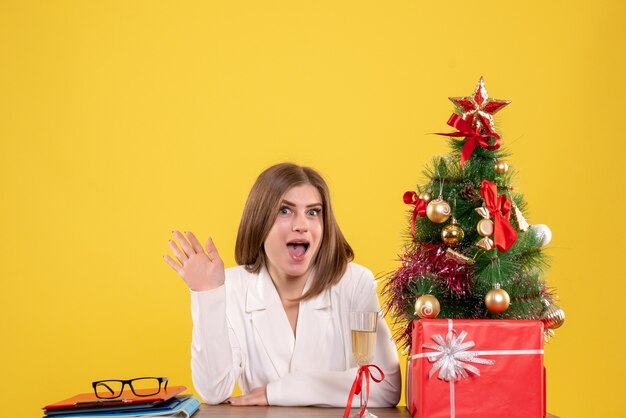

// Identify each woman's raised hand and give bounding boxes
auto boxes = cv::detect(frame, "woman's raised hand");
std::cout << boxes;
[164,231,225,291]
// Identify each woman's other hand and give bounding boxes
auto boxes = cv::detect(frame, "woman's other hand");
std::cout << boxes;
[228,387,268,406]
[164,231,225,291]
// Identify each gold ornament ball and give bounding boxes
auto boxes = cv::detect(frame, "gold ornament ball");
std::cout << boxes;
[485,288,510,313]
[495,161,509,174]
[415,294,441,319]
[419,191,432,203]
[426,198,451,224]
[441,224,464,247]
[541,303,565,330]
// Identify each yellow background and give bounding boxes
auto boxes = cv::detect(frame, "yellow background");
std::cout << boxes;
[1,1,624,417]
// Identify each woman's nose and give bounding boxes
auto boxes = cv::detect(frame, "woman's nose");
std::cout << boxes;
[291,214,309,232]
[292,224,308,232]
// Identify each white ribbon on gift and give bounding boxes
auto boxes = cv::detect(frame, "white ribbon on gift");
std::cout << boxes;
[411,319,544,418]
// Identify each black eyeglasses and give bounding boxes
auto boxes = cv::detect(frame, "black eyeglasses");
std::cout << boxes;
[92,377,168,399]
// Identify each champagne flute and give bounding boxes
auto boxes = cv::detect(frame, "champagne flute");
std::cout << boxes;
[350,311,378,418]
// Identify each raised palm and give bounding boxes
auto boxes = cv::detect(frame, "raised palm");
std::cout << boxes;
[164,230,225,291]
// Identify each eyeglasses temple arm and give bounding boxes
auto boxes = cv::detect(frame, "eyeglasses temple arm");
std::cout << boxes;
[95,382,116,395]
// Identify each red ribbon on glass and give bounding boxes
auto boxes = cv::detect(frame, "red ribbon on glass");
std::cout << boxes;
[403,191,427,240]
[480,180,517,252]
[343,365,385,418]
[437,114,501,166]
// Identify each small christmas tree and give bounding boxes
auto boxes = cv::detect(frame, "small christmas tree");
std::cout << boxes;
[384,77,565,350]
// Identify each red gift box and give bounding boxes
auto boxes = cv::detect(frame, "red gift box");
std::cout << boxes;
[409,319,545,418]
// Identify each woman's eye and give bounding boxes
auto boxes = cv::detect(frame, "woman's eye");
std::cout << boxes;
[308,208,322,216]
[279,206,291,215]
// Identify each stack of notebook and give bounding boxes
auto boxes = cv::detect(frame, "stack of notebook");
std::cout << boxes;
[42,386,200,418]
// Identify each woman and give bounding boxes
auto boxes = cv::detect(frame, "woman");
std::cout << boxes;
[164,163,401,407]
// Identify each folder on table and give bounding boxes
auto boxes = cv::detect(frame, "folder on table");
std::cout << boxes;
[44,395,200,418]
[43,386,186,415]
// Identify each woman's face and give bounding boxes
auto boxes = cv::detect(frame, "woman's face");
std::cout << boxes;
[264,184,324,283]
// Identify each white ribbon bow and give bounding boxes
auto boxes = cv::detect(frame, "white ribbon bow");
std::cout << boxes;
[422,329,496,381]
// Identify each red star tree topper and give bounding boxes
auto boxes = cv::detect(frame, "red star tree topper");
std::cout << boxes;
[449,77,511,131]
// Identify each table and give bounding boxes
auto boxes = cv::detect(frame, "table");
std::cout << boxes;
[195,404,559,417]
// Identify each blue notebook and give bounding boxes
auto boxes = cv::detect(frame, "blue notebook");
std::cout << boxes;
[43,396,201,418]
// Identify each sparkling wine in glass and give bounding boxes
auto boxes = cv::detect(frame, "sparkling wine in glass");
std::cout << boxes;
[350,311,379,418]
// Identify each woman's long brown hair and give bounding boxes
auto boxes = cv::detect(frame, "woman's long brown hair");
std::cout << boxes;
[235,163,354,300]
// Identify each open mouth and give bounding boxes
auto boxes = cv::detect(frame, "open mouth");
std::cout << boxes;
[287,241,310,259]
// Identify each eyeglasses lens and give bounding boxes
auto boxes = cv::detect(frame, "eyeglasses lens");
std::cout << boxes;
[94,381,124,399]
[131,378,162,396]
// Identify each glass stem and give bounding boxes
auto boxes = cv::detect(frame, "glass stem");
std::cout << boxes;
[359,387,364,412]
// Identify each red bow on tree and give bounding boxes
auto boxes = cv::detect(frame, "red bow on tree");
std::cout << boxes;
[403,191,427,240]
[438,114,501,166]
[480,180,517,252]
[343,365,385,418]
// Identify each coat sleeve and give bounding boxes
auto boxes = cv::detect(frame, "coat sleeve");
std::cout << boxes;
[265,268,402,407]
[190,285,243,404]
[265,323,401,407]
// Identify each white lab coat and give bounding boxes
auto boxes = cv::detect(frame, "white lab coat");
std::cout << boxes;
[190,262,401,407]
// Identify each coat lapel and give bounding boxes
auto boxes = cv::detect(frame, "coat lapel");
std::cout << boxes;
[245,267,295,378]
[291,283,334,371]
